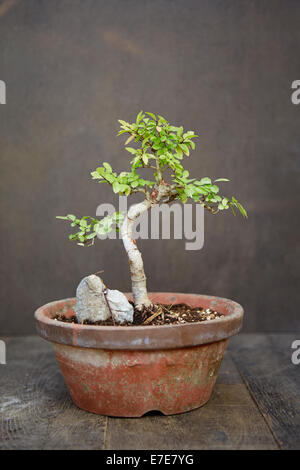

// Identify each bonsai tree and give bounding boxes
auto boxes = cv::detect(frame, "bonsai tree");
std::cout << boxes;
[57,111,246,317]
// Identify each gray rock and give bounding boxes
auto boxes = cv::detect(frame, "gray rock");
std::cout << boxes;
[106,289,134,324]
[75,275,110,323]
[75,274,134,324]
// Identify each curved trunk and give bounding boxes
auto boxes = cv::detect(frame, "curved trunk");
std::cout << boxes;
[120,199,152,309]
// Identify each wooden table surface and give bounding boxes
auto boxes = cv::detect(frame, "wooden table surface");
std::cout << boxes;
[0,334,299,450]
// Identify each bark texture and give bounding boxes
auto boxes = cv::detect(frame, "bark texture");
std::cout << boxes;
[120,184,171,310]
[120,199,152,309]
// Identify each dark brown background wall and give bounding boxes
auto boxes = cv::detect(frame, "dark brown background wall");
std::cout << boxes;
[0,0,299,335]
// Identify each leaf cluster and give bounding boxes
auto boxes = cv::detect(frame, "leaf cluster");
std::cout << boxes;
[56,212,124,246]
[57,111,247,247]
[91,161,154,196]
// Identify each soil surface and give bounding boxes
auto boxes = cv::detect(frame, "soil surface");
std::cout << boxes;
[53,303,224,326]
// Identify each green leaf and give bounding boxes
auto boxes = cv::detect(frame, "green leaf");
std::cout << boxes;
[118,119,130,127]
[152,142,161,150]
[131,155,141,167]
[91,171,102,179]
[215,178,230,182]
[86,232,97,240]
[185,186,194,197]
[126,147,137,155]
[237,203,248,218]
[113,181,120,193]
[177,126,183,137]
[142,138,149,148]
[196,187,209,195]
[183,131,198,138]
[179,192,188,203]
[146,112,156,120]
[229,198,247,218]
[136,110,144,124]
[176,147,183,158]
[179,144,189,156]
[124,186,131,196]
[103,162,112,173]
[198,177,211,185]
[125,135,135,145]
[112,212,124,223]
[93,223,100,233]
[210,185,219,194]
[117,129,128,136]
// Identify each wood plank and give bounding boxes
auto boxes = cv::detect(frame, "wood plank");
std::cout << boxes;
[105,350,278,450]
[229,333,300,450]
[2,334,291,450]
[0,336,106,450]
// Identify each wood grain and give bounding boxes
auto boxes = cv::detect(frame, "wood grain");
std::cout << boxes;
[0,336,106,450]
[229,334,300,450]
[2,334,299,450]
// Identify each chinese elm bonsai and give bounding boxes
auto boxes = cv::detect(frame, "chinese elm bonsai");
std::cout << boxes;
[57,111,247,324]
[35,111,246,416]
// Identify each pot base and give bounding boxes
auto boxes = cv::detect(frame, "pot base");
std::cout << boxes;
[52,339,227,417]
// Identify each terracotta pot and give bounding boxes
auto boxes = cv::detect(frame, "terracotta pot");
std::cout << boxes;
[35,292,243,417]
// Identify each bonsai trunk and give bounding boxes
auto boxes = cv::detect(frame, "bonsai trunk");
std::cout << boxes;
[120,199,152,310]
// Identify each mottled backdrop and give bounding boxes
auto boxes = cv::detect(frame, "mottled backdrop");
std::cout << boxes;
[0,0,299,334]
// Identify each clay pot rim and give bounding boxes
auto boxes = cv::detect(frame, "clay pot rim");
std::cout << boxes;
[35,292,244,350]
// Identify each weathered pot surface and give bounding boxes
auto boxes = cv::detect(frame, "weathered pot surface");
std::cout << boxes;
[35,292,244,417]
